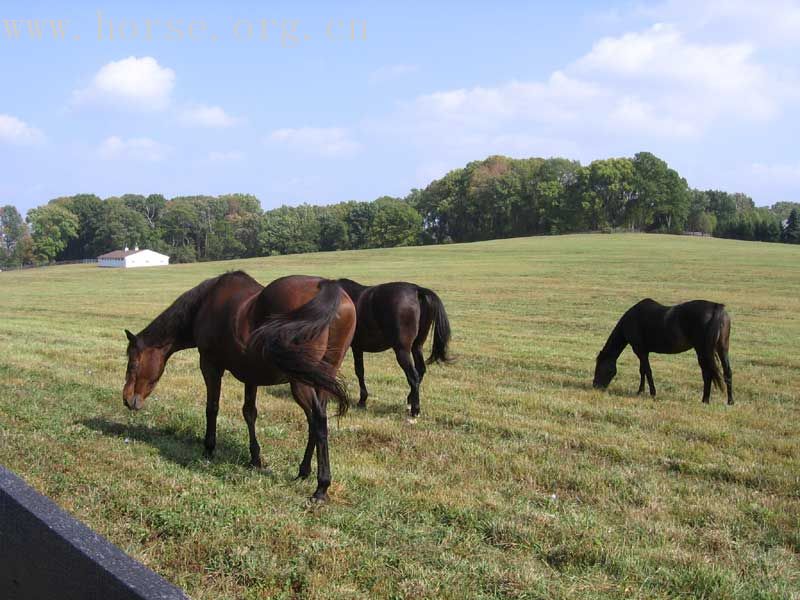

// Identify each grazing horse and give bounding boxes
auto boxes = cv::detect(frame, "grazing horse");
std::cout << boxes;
[593,299,733,404]
[122,271,356,501]
[337,279,452,418]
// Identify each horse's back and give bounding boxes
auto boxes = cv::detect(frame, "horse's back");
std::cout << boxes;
[355,282,422,350]
[257,275,328,314]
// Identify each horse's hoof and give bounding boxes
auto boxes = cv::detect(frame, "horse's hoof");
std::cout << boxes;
[406,416,417,425]
[309,493,328,504]
[356,403,367,410]
[295,471,311,481]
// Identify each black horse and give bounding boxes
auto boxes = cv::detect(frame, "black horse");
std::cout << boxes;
[337,279,452,418]
[593,299,733,404]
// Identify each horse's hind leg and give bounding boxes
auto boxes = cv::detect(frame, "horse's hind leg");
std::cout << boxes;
[412,345,427,385]
[717,316,733,405]
[292,382,316,480]
[353,348,369,409]
[394,346,421,418]
[291,382,330,501]
[637,366,645,395]
[717,346,733,405]
[696,350,713,403]
[242,383,262,468]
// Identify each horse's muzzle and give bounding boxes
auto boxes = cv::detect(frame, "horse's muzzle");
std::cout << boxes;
[124,394,143,411]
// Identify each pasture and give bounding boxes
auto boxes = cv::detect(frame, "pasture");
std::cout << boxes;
[0,233,798,599]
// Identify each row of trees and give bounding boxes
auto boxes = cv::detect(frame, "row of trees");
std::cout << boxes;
[1,152,798,269]
[0,193,423,267]
[412,153,797,243]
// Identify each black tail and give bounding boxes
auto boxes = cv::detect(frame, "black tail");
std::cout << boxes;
[247,280,350,416]
[418,287,452,365]
[705,303,725,391]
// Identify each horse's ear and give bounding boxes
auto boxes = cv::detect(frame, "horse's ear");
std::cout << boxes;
[125,329,137,344]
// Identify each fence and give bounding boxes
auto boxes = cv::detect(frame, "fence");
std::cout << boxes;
[0,466,189,600]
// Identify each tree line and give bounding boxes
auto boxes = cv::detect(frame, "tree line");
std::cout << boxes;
[1,151,798,269]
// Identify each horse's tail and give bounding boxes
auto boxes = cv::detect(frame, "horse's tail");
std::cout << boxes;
[248,280,350,416]
[417,287,453,365]
[705,303,726,391]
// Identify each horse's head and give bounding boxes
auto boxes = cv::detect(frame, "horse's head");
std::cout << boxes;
[593,354,617,389]
[123,329,168,410]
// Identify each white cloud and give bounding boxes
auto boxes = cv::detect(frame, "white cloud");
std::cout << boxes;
[267,127,361,158]
[369,64,419,83]
[97,136,169,161]
[368,20,798,162]
[73,56,175,111]
[575,23,779,121]
[207,150,245,162]
[641,0,800,46]
[408,72,603,128]
[179,104,239,128]
[0,114,44,145]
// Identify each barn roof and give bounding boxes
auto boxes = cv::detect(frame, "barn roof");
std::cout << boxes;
[96,248,171,259]
[97,249,139,259]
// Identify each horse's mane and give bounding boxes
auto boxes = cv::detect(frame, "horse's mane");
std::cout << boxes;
[139,270,256,346]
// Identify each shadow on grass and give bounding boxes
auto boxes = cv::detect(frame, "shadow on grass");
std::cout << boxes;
[365,400,407,417]
[79,416,276,479]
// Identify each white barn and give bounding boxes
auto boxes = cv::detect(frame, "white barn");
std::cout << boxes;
[98,247,170,268]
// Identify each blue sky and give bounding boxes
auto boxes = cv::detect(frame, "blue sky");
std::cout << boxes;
[1,0,798,214]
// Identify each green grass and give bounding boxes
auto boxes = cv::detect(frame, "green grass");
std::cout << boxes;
[1,233,798,599]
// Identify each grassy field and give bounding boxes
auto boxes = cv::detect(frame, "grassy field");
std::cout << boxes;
[0,233,798,599]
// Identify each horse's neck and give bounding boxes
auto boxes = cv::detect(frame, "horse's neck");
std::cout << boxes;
[140,314,195,356]
[139,292,206,355]
[599,322,627,361]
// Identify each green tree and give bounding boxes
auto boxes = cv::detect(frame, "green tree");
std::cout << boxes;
[26,204,79,263]
[159,198,202,262]
[631,152,689,232]
[50,194,104,259]
[368,197,423,247]
[123,193,167,229]
[578,158,634,230]
[0,205,28,267]
[782,209,800,243]
[318,208,350,251]
[259,205,320,255]
[95,199,153,252]
[342,201,378,249]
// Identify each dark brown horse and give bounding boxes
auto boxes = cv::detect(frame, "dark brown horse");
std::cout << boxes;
[122,272,356,501]
[337,279,451,418]
[593,299,733,404]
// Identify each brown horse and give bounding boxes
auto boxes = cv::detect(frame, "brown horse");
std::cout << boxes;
[337,279,451,418]
[593,299,733,404]
[122,272,356,501]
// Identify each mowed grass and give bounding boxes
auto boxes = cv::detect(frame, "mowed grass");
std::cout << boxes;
[0,233,799,599]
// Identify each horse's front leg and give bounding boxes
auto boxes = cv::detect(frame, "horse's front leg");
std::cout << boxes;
[242,383,262,468]
[200,356,223,459]
[634,350,656,397]
[643,356,656,396]
[353,348,369,409]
